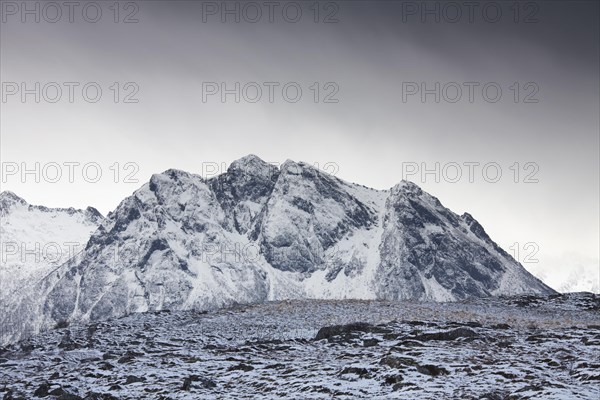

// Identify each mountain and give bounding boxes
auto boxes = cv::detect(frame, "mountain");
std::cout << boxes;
[0,192,104,343]
[0,191,103,302]
[0,155,554,344]
[528,263,599,294]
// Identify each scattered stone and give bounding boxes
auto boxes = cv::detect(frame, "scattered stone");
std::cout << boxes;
[416,364,449,376]
[362,338,379,347]
[479,392,509,400]
[228,363,254,372]
[56,392,83,400]
[125,376,146,385]
[20,343,35,352]
[315,323,389,342]
[413,328,478,342]
[85,392,120,400]
[54,320,70,330]
[58,332,80,351]
[338,367,371,379]
[380,355,418,369]
[394,339,424,348]
[33,383,50,397]
[117,350,141,364]
[182,377,193,391]
[47,387,82,400]
[495,371,518,379]
[384,374,403,385]
[99,362,114,371]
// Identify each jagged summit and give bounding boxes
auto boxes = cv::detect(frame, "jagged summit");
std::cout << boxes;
[393,179,422,193]
[0,190,104,222]
[0,190,27,211]
[0,190,25,201]
[229,154,272,171]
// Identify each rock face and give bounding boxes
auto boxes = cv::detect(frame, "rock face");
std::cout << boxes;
[0,155,555,344]
[375,182,550,300]
[208,154,280,234]
[43,168,270,327]
[250,160,378,274]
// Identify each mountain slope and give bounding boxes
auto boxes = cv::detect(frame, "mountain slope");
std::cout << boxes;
[43,169,270,326]
[375,181,551,300]
[0,155,555,344]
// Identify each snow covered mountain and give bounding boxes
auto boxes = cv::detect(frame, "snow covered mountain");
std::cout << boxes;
[0,155,554,344]
[0,192,104,344]
[0,191,103,302]
[528,263,599,294]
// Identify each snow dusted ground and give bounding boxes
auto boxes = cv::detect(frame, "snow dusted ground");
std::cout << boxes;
[0,293,598,399]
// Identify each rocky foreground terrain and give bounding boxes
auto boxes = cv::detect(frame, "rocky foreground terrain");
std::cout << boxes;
[1,292,598,399]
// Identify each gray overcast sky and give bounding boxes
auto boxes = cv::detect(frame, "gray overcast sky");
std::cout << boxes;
[1,0,598,290]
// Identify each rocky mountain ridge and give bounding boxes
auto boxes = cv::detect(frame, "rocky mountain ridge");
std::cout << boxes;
[0,155,554,344]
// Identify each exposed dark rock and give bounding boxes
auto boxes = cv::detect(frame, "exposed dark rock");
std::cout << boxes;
[380,355,418,369]
[117,350,142,364]
[54,320,69,330]
[57,332,80,351]
[182,377,193,391]
[124,376,146,385]
[416,364,449,376]
[383,374,404,385]
[479,392,509,400]
[315,323,390,342]
[181,375,216,391]
[84,392,120,400]
[33,383,50,397]
[339,367,372,379]
[412,328,478,342]
[56,392,83,400]
[228,363,254,372]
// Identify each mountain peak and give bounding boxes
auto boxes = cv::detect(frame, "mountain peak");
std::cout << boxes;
[0,190,28,212]
[229,154,271,169]
[159,168,198,180]
[391,180,422,195]
[231,153,266,166]
[228,154,278,178]
[280,159,301,174]
[0,190,26,202]
[280,159,325,177]
[84,206,105,223]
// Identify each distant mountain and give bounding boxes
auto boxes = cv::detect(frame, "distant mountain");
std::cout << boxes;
[0,155,554,344]
[528,263,599,294]
[0,192,104,343]
[0,191,103,302]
